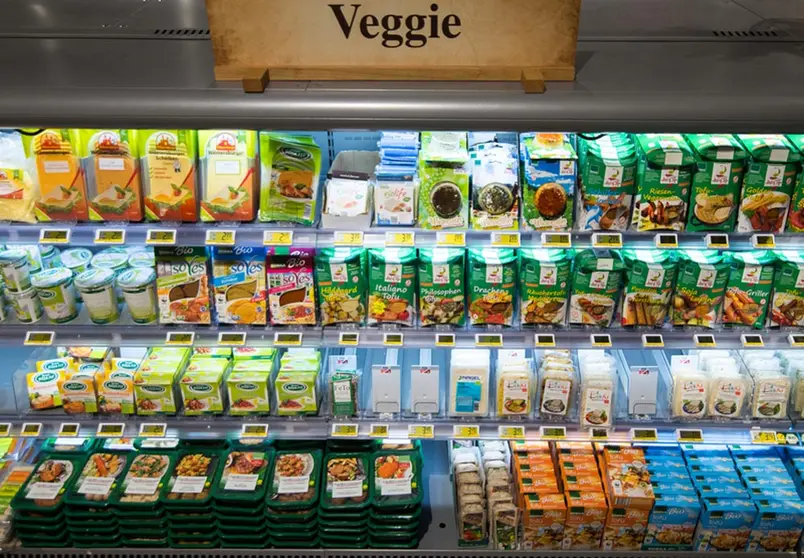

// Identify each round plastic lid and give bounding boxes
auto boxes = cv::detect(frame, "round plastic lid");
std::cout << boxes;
[117,268,156,290]
[31,268,73,289]
[61,248,93,269]
[75,268,117,290]
[0,249,29,265]
[91,251,129,270]
[128,252,155,269]
[6,286,37,299]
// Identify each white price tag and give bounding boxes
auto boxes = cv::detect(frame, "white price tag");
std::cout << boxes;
[171,476,207,494]
[379,478,412,496]
[26,482,63,500]
[224,474,259,491]
[78,477,115,496]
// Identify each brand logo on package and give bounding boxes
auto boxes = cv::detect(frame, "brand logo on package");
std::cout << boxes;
[278,146,311,161]
[645,267,665,289]
[62,381,85,392]
[385,263,402,283]
[330,262,348,283]
[33,372,59,383]
[237,383,259,391]
[589,271,609,290]
[141,385,166,393]
[486,264,502,284]
[603,165,623,188]
[215,132,237,152]
[95,131,121,151]
[742,265,761,285]
[328,4,462,48]
[433,263,450,285]
[711,162,731,186]
[104,381,128,391]
[188,384,213,393]
[283,383,307,393]
[539,265,557,286]
[697,267,715,289]
[660,168,679,185]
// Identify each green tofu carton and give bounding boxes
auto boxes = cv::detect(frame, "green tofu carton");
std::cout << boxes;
[227,358,274,415]
[179,357,230,415]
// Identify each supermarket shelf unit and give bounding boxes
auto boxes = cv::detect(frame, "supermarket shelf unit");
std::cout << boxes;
[2,551,800,558]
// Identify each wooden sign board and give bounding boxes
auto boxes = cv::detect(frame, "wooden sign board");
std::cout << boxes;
[206,0,580,92]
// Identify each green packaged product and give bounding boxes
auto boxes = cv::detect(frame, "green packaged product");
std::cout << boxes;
[737,134,802,233]
[372,450,423,508]
[369,536,420,549]
[316,247,367,326]
[577,133,638,231]
[520,133,577,231]
[769,251,804,328]
[168,537,219,549]
[418,132,470,229]
[269,528,318,540]
[265,506,317,523]
[632,134,693,232]
[367,248,417,326]
[12,455,85,513]
[418,247,466,326]
[267,450,322,509]
[112,451,174,507]
[213,449,272,502]
[329,363,359,417]
[672,250,730,328]
[620,249,678,328]
[467,247,516,327]
[722,251,775,329]
[568,250,624,327]
[64,451,130,507]
[258,133,321,226]
[685,134,748,232]
[786,134,804,232]
[160,450,220,506]
[321,452,371,510]
[518,248,571,326]
[469,142,519,230]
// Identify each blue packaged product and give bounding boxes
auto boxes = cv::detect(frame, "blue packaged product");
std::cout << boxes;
[637,444,683,456]
[651,470,694,482]
[688,463,738,474]
[742,475,795,488]
[737,463,788,475]
[748,486,800,501]
[747,499,804,552]
[693,498,757,551]
[645,458,686,469]
[643,492,701,551]
[732,455,784,465]
[691,471,742,484]
[685,455,734,465]
[697,484,748,499]
[650,480,696,496]
[681,444,730,455]
[519,133,577,231]
[730,445,779,457]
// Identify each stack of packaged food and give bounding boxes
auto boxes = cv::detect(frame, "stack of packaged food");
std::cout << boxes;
[578,351,617,429]
[227,348,277,416]
[369,441,425,549]
[557,442,607,550]
[266,447,322,548]
[741,351,792,421]
[180,350,231,416]
[274,350,321,417]
[536,350,577,421]
[320,444,371,548]
[496,351,534,419]
[453,442,487,546]
[512,441,565,550]
[599,445,655,550]
[134,348,191,415]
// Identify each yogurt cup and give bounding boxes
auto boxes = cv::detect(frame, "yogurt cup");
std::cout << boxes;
[7,286,43,323]
[31,268,78,324]
[0,249,32,292]
[40,245,62,270]
[128,251,155,269]
[75,269,120,324]
[117,268,158,324]
[19,245,44,274]
[61,248,93,275]
[91,250,129,302]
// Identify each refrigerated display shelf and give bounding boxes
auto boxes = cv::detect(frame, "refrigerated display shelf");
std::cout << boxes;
[6,224,804,251]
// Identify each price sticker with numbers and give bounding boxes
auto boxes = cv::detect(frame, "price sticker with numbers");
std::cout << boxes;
[94,228,126,245]
[642,334,664,348]
[591,334,612,348]
[789,335,804,348]
[535,334,556,347]
[241,424,269,438]
[676,429,704,443]
[751,430,778,445]
[630,428,658,442]
[540,426,567,440]
[751,234,776,249]
[741,334,764,348]
[435,333,456,347]
[20,423,42,437]
[655,233,679,249]
[705,234,729,249]
[145,229,177,245]
[331,423,359,438]
[385,231,415,247]
[263,230,293,246]
[205,229,236,246]
[491,232,520,247]
[165,332,195,346]
[408,424,435,439]
[58,423,81,437]
[383,333,404,347]
[590,428,608,441]
[499,425,526,439]
[541,232,572,248]
[592,232,623,249]
[334,231,364,246]
[274,332,303,346]
[218,332,247,346]
[436,232,465,247]
[24,331,55,346]
[453,425,480,439]
[39,228,71,244]
[139,423,167,438]
[695,334,717,348]
[0,424,10,437]
[339,332,360,346]
[475,334,503,347]
[369,424,390,438]
[97,423,125,438]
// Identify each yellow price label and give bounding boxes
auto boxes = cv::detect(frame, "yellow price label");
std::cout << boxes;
[706,234,730,249]
[274,332,303,346]
[540,426,567,440]
[331,423,359,438]
[334,231,364,246]
[642,334,664,348]
[453,425,480,439]
[94,229,126,244]
[218,332,247,346]
[435,333,456,347]
[24,331,55,346]
[39,228,71,244]
[676,429,703,443]
[752,234,776,249]
[58,423,80,437]
[789,335,804,348]
[591,334,612,348]
[750,430,778,445]
[241,424,269,438]
[97,423,125,438]
[590,428,608,441]
[498,425,526,439]
[165,332,195,346]
[369,424,390,438]
[139,423,167,438]
[695,334,717,348]
[741,334,764,348]
[383,333,404,347]
[339,332,360,346]
[20,423,42,437]
[264,230,293,246]
[408,424,435,439]
[0,424,10,437]
[592,232,623,249]
[535,334,556,347]
[385,231,415,247]
[146,229,177,245]
[205,229,236,246]
[475,334,503,347]
[631,428,658,442]
[436,232,466,247]
[491,232,520,247]
[541,232,572,248]
[655,233,679,249]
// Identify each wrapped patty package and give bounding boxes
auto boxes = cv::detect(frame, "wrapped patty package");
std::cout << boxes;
[577,133,637,231]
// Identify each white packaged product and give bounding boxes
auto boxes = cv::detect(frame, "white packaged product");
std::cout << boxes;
[449,349,490,417]
[578,351,616,428]
[671,367,708,419]
[744,353,791,419]
[496,352,533,417]
[538,350,575,418]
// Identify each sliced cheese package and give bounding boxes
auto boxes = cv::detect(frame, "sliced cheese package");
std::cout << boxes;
[449,349,491,417]
[577,350,616,428]
[496,350,534,418]
[742,350,791,419]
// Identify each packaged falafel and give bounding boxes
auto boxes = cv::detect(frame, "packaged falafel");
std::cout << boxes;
[418,247,466,327]
[518,248,572,326]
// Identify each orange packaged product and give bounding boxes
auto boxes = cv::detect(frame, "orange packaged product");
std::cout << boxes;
[603,446,645,463]
[522,493,567,550]
[602,506,651,550]
[519,474,560,495]
[562,472,603,492]
[563,490,609,550]
[140,129,198,222]
[560,459,600,475]
[604,461,654,508]
[559,453,598,466]
[556,441,594,454]
[510,440,550,453]
[516,453,556,470]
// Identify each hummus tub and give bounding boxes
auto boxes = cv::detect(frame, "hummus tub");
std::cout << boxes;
[520,133,577,231]
[685,134,748,232]
[418,247,465,326]
[672,250,730,329]
[31,268,78,324]
[468,247,517,327]
[316,247,367,326]
[0,249,32,292]
[74,269,120,324]
[569,250,624,327]
[368,248,417,327]
[61,248,93,275]
[117,268,158,324]
[8,286,43,323]
[577,133,638,231]
[518,248,571,326]
[621,249,678,328]
[722,251,775,329]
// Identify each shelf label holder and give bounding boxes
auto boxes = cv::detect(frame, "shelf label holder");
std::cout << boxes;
[0,424,11,437]
[39,228,71,245]
[58,423,80,437]
[705,233,729,249]
[274,332,303,347]
[591,334,612,348]
[165,332,195,346]
[331,423,359,438]
[205,229,237,246]
[20,423,43,438]
[338,332,360,346]
[383,333,404,347]
[695,334,717,348]
[499,425,526,439]
[592,232,623,249]
[145,228,177,245]
[630,427,658,442]
[139,423,167,438]
[534,334,556,347]
[750,429,778,445]
[541,232,571,248]
[385,231,415,247]
[218,332,247,346]
[654,233,678,249]
[475,333,503,348]
[453,424,480,439]
[741,334,764,348]
[408,424,435,439]
[751,234,776,249]
[94,229,126,245]
[490,232,520,247]
[436,232,465,247]
[240,423,269,439]
[789,335,804,348]
[590,428,608,441]
[24,331,55,346]
[642,334,664,348]
[97,423,126,438]
[435,333,456,347]
[264,230,293,246]
[676,429,704,443]
[334,231,364,246]
[369,424,390,438]
[540,426,567,440]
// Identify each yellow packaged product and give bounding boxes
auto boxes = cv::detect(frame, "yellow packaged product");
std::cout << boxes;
[139,130,198,222]
[522,493,567,550]
[0,132,37,222]
[497,369,531,417]
[58,369,98,414]
[27,359,72,410]
[96,358,138,415]
[134,359,183,415]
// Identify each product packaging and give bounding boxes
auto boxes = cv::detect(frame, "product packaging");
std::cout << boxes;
[0,131,37,223]
[79,129,143,221]
[520,133,577,231]
[621,249,678,328]
[212,246,266,325]
[418,247,465,326]
[449,349,490,417]
[267,247,316,325]
[198,130,258,222]
[469,142,519,230]
[672,250,730,328]
[155,246,211,325]
[518,248,571,326]
[722,251,775,329]
[367,248,417,327]
[418,132,470,229]
[769,251,804,328]
[569,250,624,327]
[316,247,367,326]
[467,247,516,327]
[139,130,198,222]
[259,133,321,226]
[577,133,637,231]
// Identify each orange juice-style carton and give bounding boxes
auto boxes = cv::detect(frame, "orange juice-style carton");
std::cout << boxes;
[23,129,89,221]
[198,130,258,222]
[78,129,143,221]
[522,492,567,550]
[563,490,609,549]
[139,130,198,222]
[603,505,651,550]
